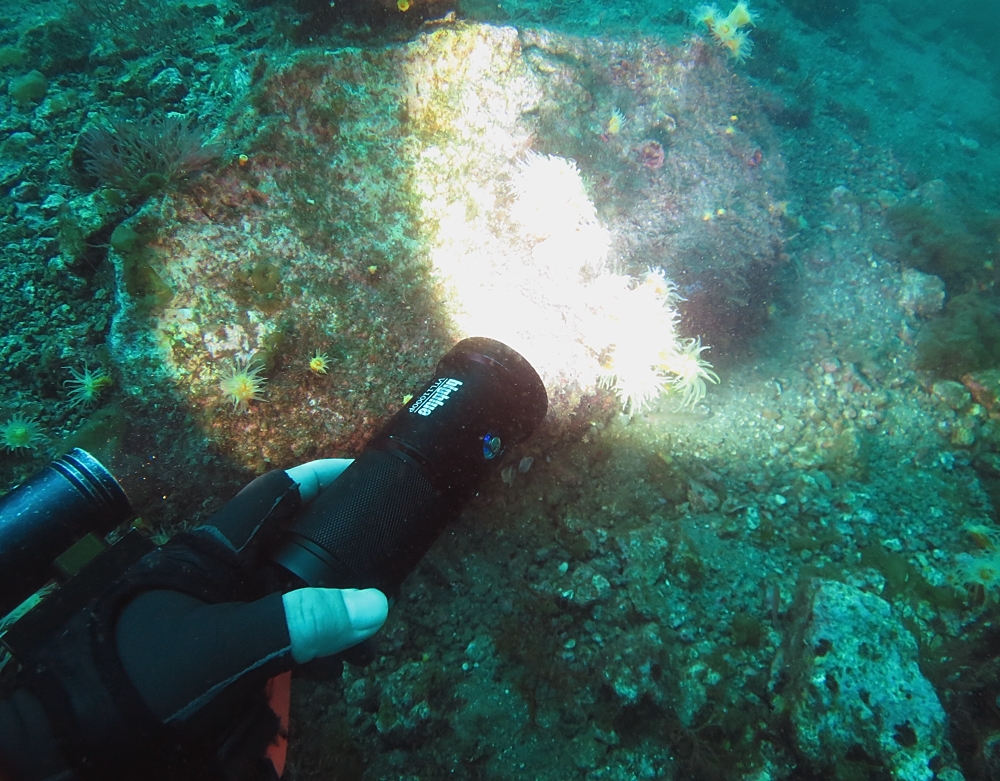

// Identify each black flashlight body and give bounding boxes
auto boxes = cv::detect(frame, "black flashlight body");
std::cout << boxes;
[0,448,133,618]
[271,337,548,594]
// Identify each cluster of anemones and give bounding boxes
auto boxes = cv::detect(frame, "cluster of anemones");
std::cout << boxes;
[692,1,757,62]
[594,269,719,414]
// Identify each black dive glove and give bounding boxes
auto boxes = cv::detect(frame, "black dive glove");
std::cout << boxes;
[0,460,388,781]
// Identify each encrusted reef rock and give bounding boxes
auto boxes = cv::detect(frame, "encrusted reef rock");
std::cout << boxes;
[108,21,785,468]
[372,660,440,747]
[898,267,945,319]
[782,579,959,781]
[517,29,787,348]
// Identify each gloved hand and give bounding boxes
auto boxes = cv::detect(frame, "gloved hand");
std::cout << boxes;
[0,459,388,781]
[282,461,389,663]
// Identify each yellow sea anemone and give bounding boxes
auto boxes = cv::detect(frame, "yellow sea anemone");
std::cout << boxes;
[710,17,736,42]
[308,350,331,375]
[726,1,757,28]
[606,108,626,135]
[64,364,113,408]
[1,413,45,452]
[695,1,756,62]
[691,3,720,27]
[720,29,754,62]
[219,356,267,413]
[954,551,1000,604]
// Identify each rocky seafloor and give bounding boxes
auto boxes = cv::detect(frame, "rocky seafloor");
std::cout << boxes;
[1,0,999,778]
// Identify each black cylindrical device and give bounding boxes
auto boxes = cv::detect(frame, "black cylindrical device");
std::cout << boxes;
[0,448,133,617]
[270,337,548,594]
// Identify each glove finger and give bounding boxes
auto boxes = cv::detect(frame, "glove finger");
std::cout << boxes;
[285,458,354,503]
[191,459,353,563]
[193,469,300,559]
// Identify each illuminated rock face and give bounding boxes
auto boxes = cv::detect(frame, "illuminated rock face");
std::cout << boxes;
[108,22,785,467]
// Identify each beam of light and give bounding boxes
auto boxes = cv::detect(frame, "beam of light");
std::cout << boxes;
[399,27,715,415]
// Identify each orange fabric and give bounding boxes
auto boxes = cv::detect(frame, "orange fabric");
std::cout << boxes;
[264,672,292,777]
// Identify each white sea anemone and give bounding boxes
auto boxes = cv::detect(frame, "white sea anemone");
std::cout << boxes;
[510,152,599,238]
[660,337,720,408]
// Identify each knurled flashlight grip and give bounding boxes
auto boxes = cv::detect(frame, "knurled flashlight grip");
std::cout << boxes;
[272,448,447,593]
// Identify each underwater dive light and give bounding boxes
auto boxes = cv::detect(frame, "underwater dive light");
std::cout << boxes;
[270,337,548,594]
[0,448,133,618]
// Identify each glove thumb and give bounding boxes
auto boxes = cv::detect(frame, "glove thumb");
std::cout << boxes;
[282,587,388,664]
